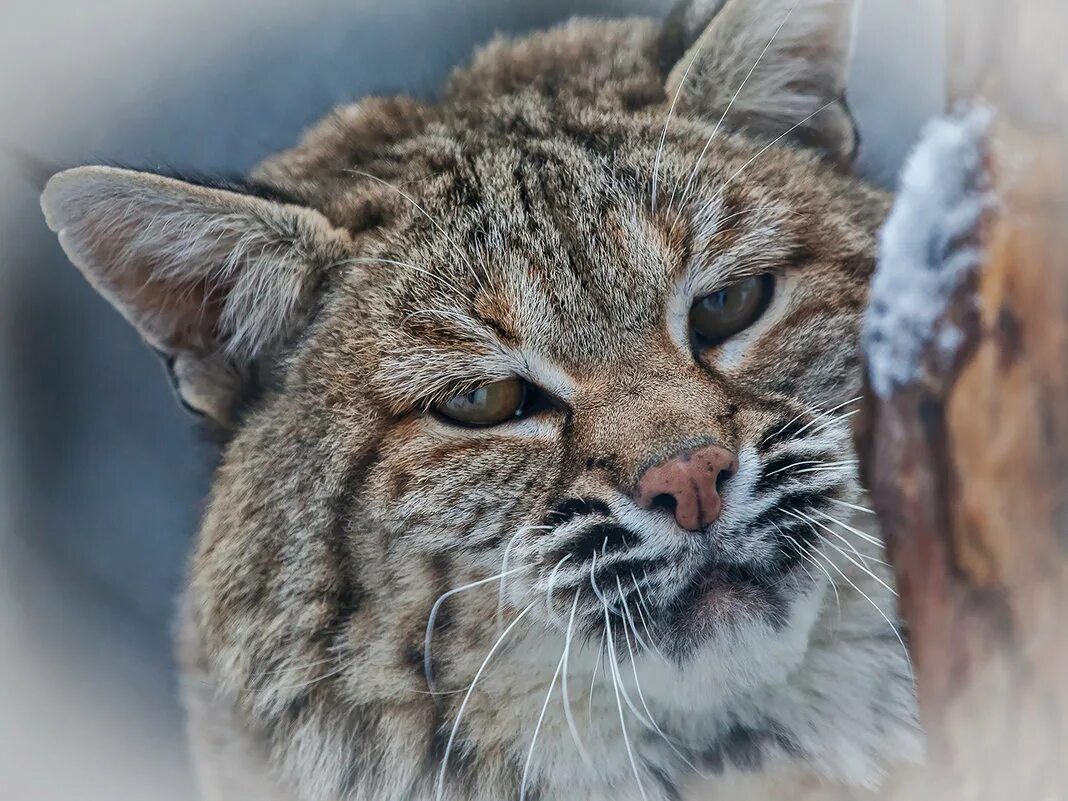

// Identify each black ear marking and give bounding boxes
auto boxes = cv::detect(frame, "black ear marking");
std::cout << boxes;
[655,0,731,75]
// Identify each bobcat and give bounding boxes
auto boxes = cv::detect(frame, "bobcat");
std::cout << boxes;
[41,0,920,798]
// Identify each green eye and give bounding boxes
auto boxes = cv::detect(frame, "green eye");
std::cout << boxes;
[436,379,527,426]
[690,275,773,345]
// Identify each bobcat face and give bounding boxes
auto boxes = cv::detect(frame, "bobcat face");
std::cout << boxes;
[41,2,916,799]
[345,128,879,685]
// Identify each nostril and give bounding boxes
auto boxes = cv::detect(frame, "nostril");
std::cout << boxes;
[649,493,678,516]
[715,467,734,493]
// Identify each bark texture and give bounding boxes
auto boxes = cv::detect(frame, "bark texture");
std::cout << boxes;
[859,0,1068,798]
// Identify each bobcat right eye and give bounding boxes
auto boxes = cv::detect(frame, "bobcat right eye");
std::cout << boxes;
[436,378,527,426]
[690,274,774,346]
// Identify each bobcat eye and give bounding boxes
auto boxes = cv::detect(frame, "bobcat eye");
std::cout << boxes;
[436,378,527,426]
[690,275,773,345]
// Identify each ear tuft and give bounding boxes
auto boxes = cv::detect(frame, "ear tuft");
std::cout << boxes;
[662,0,859,163]
[41,166,351,425]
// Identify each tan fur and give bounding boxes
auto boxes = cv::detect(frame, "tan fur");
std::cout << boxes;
[42,2,919,800]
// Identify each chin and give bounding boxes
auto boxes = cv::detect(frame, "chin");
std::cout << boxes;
[646,566,828,714]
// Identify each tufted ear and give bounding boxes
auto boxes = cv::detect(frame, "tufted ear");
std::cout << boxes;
[661,0,859,163]
[41,166,352,426]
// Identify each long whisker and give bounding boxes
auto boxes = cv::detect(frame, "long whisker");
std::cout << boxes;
[519,646,567,801]
[790,464,858,476]
[808,548,913,677]
[436,602,537,800]
[790,396,864,439]
[497,526,550,631]
[603,598,650,801]
[590,545,622,616]
[804,408,862,439]
[761,402,823,446]
[629,575,664,655]
[588,629,606,728]
[787,510,896,596]
[650,19,716,213]
[763,459,856,478]
[697,98,842,215]
[545,554,573,627]
[669,3,797,211]
[771,519,840,615]
[425,565,533,695]
[618,584,705,776]
[811,508,884,547]
[828,497,878,516]
[614,577,659,659]
[561,590,595,768]
[794,508,890,568]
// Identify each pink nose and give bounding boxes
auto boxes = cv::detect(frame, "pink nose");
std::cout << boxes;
[634,444,739,531]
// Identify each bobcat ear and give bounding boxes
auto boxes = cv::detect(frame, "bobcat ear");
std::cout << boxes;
[661,0,859,163]
[41,166,352,426]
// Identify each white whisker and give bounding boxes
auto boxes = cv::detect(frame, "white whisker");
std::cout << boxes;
[784,509,896,597]
[772,520,840,615]
[498,526,548,631]
[436,602,536,800]
[811,508,884,548]
[828,497,878,516]
[808,548,913,677]
[561,590,594,768]
[425,564,533,695]
[651,20,716,213]
[587,629,606,728]
[629,575,667,663]
[795,508,891,571]
[698,97,841,210]
[670,3,797,211]
[618,583,705,775]
[519,646,566,801]
[602,599,650,801]
[545,554,573,627]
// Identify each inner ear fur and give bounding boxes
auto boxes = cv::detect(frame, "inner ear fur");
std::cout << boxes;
[41,166,352,426]
[661,0,859,164]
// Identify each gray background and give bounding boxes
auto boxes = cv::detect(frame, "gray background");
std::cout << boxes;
[0,1,942,797]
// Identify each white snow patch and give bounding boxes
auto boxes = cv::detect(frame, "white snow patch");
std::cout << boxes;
[864,106,994,398]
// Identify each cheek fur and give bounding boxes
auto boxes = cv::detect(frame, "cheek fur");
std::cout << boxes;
[362,423,564,552]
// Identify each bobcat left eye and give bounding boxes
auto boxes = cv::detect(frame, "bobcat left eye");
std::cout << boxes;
[690,275,773,345]
[435,378,527,426]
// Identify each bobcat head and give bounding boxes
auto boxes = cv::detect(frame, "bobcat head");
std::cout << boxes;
[41,1,917,799]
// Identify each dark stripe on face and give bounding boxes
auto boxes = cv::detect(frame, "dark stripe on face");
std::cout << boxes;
[426,722,479,795]
[418,553,455,690]
[758,417,815,454]
[542,497,612,528]
[320,447,380,642]
[549,522,640,567]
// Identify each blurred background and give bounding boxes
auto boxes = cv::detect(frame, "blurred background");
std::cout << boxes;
[0,1,943,798]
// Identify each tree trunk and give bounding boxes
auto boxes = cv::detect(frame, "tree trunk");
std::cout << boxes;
[858,0,1068,799]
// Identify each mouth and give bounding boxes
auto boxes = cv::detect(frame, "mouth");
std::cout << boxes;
[550,533,809,664]
[647,557,800,646]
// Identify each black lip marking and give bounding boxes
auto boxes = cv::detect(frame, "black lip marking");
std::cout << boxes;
[541,497,612,528]
[569,522,639,562]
